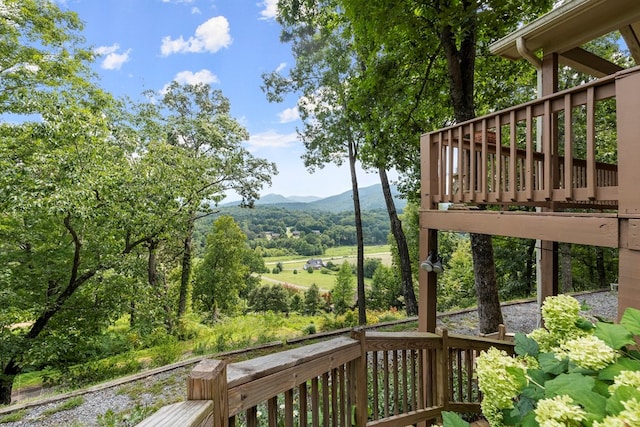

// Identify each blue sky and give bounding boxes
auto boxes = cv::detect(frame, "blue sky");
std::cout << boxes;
[57,0,384,198]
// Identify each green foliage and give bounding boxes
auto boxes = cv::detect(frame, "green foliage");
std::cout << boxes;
[0,410,26,423]
[248,284,292,313]
[193,216,250,319]
[149,336,182,368]
[331,261,355,315]
[438,238,476,311]
[367,264,401,310]
[303,284,322,315]
[41,396,85,417]
[454,296,640,427]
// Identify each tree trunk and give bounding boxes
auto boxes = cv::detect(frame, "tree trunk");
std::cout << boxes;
[560,242,573,293]
[471,233,504,333]
[440,5,503,332]
[0,360,19,405]
[148,239,174,332]
[595,246,606,289]
[348,141,367,325]
[177,219,194,319]
[378,166,418,315]
[525,239,536,295]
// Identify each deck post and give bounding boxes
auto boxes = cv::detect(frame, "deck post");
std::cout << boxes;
[349,329,369,427]
[616,67,640,317]
[538,52,560,323]
[188,359,229,427]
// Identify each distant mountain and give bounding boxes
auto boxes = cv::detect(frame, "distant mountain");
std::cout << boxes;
[224,184,406,213]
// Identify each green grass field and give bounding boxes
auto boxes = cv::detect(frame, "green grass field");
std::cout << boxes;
[261,245,391,291]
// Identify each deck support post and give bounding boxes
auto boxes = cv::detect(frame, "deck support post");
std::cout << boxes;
[188,359,229,427]
[616,68,640,317]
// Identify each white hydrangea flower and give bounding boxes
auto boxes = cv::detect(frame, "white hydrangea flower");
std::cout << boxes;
[556,335,617,370]
[541,295,581,335]
[534,395,586,427]
[610,370,640,393]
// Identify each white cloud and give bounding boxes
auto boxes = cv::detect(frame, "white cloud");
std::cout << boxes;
[174,69,220,85]
[160,16,232,56]
[191,7,201,14]
[278,107,299,123]
[258,0,278,20]
[94,44,131,70]
[160,69,220,93]
[275,62,287,73]
[247,130,298,151]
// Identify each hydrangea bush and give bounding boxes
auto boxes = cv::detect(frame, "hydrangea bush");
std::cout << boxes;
[443,295,640,427]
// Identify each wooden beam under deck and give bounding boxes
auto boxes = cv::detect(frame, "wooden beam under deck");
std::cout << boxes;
[419,210,619,248]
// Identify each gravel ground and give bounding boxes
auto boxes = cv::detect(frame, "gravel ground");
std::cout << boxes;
[437,290,618,336]
[0,290,619,426]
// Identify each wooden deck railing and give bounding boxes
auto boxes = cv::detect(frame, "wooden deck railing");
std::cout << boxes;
[136,329,514,427]
[422,69,625,209]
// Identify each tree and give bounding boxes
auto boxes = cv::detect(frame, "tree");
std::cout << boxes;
[340,0,552,333]
[0,1,158,404]
[193,216,249,320]
[331,261,355,315]
[368,265,402,311]
[264,0,368,325]
[304,284,322,315]
[135,82,277,320]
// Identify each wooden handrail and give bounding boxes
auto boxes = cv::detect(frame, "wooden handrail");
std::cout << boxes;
[136,330,515,427]
[421,66,632,208]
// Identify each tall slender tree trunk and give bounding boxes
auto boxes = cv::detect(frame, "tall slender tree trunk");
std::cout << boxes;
[177,218,194,319]
[560,242,573,293]
[440,7,503,333]
[378,166,418,315]
[525,239,536,295]
[595,246,606,289]
[148,239,173,332]
[348,141,366,325]
[471,233,503,333]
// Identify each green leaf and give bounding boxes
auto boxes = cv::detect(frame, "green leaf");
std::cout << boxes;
[515,332,539,357]
[521,411,538,427]
[441,411,470,427]
[606,385,640,415]
[545,373,606,419]
[545,373,594,395]
[506,366,528,390]
[576,317,595,332]
[521,384,544,400]
[595,322,635,349]
[620,307,640,336]
[598,357,640,381]
[538,352,568,375]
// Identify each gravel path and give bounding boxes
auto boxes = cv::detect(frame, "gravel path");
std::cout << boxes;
[0,291,619,426]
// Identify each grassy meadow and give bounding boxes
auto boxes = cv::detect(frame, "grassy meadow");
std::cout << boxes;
[261,245,392,291]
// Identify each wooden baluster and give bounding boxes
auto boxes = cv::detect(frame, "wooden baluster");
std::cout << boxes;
[383,351,390,417]
[299,383,308,427]
[456,126,464,203]
[525,105,534,201]
[321,372,330,427]
[311,377,319,427]
[543,100,553,200]
[586,86,596,199]
[509,111,517,200]
[564,94,574,200]
[481,119,488,202]
[496,115,503,201]
[268,397,278,427]
[372,351,379,419]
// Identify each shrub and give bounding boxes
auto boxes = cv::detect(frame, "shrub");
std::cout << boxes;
[445,295,640,427]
